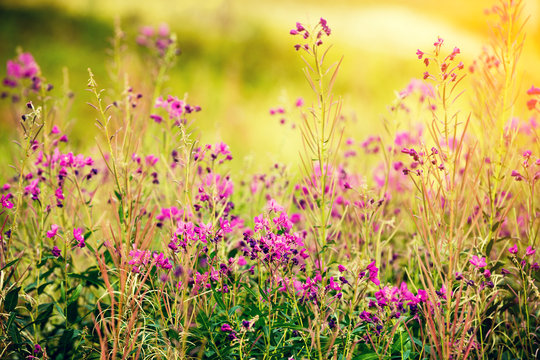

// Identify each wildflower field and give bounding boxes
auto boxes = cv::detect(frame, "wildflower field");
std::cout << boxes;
[0,0,539,359]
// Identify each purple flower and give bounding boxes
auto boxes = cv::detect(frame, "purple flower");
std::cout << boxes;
[366,261,380,286]
[145,155,159,167]
[526,246,536,256]
[327,276,341,292]
[1,195,13,209]
[470,255,486,268]
[221,323,232,332]
[483,269,491,279]
[6,53,39,81]
[508,244,518,255]
[150,114,163,123]
[416,289,428,302]
[338,264,347,273]
[73,228,85,248]
[360,311,372,322]
[46,224,59,238]
[511,170,524,181]
[51,246,61,257]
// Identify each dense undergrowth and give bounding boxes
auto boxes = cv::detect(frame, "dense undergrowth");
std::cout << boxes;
[0,0,539,359]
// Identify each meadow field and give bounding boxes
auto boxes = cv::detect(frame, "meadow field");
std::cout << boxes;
[0,0,539,359]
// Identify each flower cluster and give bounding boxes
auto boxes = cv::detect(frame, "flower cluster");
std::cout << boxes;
[510,150,539,183]
[369,282,428,319]
[151,95,201,125]
[507,244,538,269]
[268,98,303,127]
[290,18,332,51]
[136,24,176,57]
[241,208,308,268]
[31,147,97,206]
[2,52,41,92]
[526,85,540,111]
[417,38,464,82]
[128,249,173,273]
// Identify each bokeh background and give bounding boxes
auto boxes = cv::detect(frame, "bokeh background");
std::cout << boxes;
[1,0,540,173]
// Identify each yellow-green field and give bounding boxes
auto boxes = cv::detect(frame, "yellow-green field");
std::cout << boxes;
[2,0,539,173]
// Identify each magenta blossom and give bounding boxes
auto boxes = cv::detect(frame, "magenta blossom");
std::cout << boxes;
[508,244,518,255]
[51,246,61,258]
[470,255,486,268]
[526,246,536,256]
[366,261,380,286]
[73,228,85,248]
[221,323,232,332]
[1,194,13,209]
[46,224,59,238]
[4,52,40,89]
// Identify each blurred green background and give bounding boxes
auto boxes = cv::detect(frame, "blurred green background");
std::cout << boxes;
[1,0,540,173]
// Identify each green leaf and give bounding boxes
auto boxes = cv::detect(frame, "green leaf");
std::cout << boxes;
[486,237,495,255]
[403,349,411,360]
[7,312,22,344]
[271,322,303,330]
[355,352,379,360]
[38,281,54,295]
[54,302,66,320]
[491,220,502,232]
[167,328,180,341]
[24,281,37,293]
[86,242,95,253]
[118,203,124,224]
[37,255,56,268]
[59,328,75,354]
[39,267,54,281]
[68,268,104,288]
[213,291,226,310]
[412,337,424,348]
[84,230,93,240]
[36,303,54,324]
[228,305,242,316]
[68,284,83,305]
[242,283,258,299]
[0,258,20,272]
[4,286,20,312]
[67,301,78,323]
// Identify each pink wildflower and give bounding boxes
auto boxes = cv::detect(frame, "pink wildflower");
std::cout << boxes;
[1,195,13,209]
[221,323,232,332]
[73,228,85,248]
[366,261,380,286]
[527,85,540,95]
[46,224,59,238]
[470,255,486,268]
